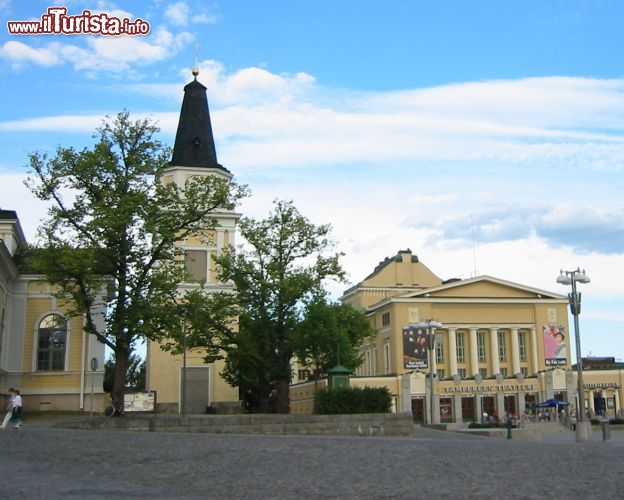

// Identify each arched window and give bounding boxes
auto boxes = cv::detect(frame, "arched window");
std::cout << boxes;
[37,314,67,371]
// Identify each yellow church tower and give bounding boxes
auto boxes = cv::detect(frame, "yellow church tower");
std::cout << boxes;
[146,66,242,414]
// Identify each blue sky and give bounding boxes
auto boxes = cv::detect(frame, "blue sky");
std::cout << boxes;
[1,0,623,360]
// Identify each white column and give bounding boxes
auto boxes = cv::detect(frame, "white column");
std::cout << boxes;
[216,229,225,253]
[490,328,500,375]
[510,327,520,376]
[448,328,457,376]
[588,390,595,416]
[530,326,539,375]
[469,328,479,377]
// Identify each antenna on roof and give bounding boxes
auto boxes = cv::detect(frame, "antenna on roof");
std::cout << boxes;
[471,214,478,277]
[192,41,199,78]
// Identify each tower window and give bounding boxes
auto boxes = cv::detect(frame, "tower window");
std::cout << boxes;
[185,250,208,283]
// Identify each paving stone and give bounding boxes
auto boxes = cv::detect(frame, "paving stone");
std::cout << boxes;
[0,422,621,499]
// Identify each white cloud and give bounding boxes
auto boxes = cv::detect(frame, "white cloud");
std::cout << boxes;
[0,172,51,242]
[0,115,104,133]
[165,1,190,27]
[0,40,63,68]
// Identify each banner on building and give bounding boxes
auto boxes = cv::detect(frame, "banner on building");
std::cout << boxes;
[402,325,429,369]
[543,323,567,366]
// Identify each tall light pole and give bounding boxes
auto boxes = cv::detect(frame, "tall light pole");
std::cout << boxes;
[414,319,443,425]
[181,308,188,418]
[557,268,591,441]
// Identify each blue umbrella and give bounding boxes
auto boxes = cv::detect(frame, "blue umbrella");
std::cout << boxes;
[535,398,570,408]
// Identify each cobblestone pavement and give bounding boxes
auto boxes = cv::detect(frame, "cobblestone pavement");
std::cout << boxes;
[0,423,622,499]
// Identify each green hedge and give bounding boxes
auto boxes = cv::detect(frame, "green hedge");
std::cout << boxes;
[468,422,502,429]
[590,418,624,425]
[315,386,392,414]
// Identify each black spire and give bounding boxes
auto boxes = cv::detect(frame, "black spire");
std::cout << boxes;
[170,74,227,171]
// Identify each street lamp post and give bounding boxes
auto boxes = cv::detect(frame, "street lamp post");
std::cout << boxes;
[557,268,591,442]
[181,310,188,418]
[416,319,443,425]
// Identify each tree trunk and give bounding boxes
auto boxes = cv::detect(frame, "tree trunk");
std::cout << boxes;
[112,345,129,416]
[275,378,290,414]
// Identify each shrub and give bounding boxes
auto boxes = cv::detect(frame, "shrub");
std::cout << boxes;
[468,422,502,429]
[315,386,392,414]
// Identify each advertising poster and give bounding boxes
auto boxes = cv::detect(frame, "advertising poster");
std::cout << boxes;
[543,323,567,366]
[403,325,429,369]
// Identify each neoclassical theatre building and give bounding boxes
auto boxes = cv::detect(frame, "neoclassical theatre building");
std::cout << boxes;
[317,249,622,423]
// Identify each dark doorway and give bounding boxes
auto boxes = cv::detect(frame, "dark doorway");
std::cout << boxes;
[504,395,517,415]
[461,396,475,422]
[411,397,424,423]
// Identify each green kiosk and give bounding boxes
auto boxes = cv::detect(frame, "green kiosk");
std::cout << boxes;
[327,364,352,389]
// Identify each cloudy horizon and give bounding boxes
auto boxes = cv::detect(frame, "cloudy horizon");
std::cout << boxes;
[1,1,623,359]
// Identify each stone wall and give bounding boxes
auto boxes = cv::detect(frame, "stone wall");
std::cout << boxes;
[55,412,414,437]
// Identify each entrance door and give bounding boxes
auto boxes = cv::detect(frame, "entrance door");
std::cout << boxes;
[483,396,495,417]
[411,398,424,423]
[594,396,606,416]
[504,395,516,415]
[181,367,209,414]
[461,397,474,422]
[525,394,536,413]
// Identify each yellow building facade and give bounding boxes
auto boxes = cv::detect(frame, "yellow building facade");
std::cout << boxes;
[291,249,622,422]
[0,210,106,411]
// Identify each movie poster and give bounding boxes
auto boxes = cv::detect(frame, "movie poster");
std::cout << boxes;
[403,325,429,369]
[543,323,567,366]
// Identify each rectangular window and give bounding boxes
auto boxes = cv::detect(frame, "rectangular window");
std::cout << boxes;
[477,331,487,363]
[479,368,488,379]
[185,249,208,283]
[520,367,529,377]
[297,369,310,381]
[455,331,465,363]
[518,330,528,362]
[384,342,390,374]
[500,367,508,378]
[381,312,390,327]
[437,369,445,380]
[497,331,507,362]
[435,333,444,364]
[458,368,466,379]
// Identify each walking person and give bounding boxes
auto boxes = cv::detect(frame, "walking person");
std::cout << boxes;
[1,388,15,429]
[8,388,22,429]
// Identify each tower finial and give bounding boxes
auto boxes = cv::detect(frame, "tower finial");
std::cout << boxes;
[192,42,199,78]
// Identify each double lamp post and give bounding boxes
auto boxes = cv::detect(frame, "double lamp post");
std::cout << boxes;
[556,267,591,441]
[414,319,443,425]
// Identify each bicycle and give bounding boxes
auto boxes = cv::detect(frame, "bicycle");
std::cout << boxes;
[104,400,124,417]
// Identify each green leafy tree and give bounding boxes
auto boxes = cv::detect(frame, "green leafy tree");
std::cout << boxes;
[104,353,146,393]
[293,296,374,382]
[25,111,247,414]
[200,200,345,413]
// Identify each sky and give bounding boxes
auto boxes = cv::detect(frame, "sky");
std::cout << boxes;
[1,0,623,361]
